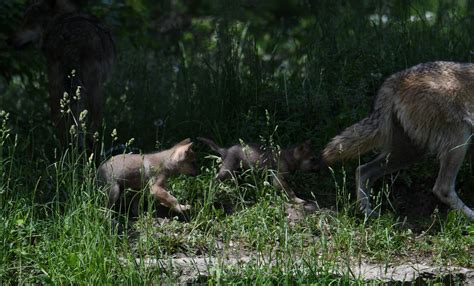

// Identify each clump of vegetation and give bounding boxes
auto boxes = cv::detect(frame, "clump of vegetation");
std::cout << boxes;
[0,0,473,284]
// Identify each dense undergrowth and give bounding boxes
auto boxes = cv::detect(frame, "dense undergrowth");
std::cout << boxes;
[1,0,473,284]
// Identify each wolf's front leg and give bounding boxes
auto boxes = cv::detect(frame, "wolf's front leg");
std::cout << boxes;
[433,143,474,220]
[149,182,191,213]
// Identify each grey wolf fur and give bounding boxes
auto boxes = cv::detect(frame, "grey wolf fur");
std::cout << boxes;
[97,139,198,214]
[321,61,474,220]
[9,0,114,150]
[198,137,319,204]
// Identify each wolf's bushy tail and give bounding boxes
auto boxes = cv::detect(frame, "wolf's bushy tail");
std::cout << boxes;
[321,82,396,164]
[321,112,383,163]
[197,137,227,157]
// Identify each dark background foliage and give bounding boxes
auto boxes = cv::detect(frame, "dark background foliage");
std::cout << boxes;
[0,0,472,197]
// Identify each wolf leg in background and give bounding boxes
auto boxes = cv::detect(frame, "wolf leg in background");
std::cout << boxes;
[9,0,114,154]
[354,119,424,215]
[321,61,474,220]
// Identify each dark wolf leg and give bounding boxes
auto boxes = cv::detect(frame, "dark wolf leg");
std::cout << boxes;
[432,137,473,220]
[47,63,67,147]
[82,63,104,156]
[48,63,88,151]
[356,121,424,216]
[68,68,88,151]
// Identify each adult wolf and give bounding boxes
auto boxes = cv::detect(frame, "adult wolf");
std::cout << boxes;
[9,0,115,152]
[321,61,473,220]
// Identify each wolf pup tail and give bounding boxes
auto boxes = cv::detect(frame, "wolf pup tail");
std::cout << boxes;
[197,137,227,157]
[321,109,387,164]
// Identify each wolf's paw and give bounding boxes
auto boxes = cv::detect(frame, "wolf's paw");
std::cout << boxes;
[303,202,319,212]
[175,204,191,213]
[293,197,306,205]
[464,207,474,221]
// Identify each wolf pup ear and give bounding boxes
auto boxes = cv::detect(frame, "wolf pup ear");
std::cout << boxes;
[175,138,192,146]
[171,141,193,161]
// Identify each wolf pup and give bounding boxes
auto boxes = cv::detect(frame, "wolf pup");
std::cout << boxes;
[98,139,198,214]
[321,61,474,220]
[9,0,115,151]
[198,137,319,204]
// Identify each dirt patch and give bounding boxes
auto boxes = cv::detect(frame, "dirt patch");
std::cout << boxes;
[122,206,474,284]
[121,255,474,284]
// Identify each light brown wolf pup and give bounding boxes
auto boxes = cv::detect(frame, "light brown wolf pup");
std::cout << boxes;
[98,139,198,214]
[321,61,474,220]
[197,137,320,204]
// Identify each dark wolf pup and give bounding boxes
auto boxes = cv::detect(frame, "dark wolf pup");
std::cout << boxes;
[9,0,115,151]
[97,139,198,214]
[198,137,320,204]
[321,61,474,220]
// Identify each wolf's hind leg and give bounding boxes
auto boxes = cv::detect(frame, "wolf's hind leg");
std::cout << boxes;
[356,125,423,216]
[433,142,473,220]
[356,153,391,215]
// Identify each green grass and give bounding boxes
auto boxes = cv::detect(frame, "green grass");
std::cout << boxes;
[0,128,472,283]
[1,1,474,284]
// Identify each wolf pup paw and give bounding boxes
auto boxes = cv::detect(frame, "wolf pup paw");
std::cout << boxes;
[292,197,306,205]
[174,204,191,213]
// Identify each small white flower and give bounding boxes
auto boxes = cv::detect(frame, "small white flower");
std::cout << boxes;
[126,137,135,147]
[69,125,77,136]
[88,153,95,164]
[75,86,82,100]
[79,110,88,122]
[111,129,118,141]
